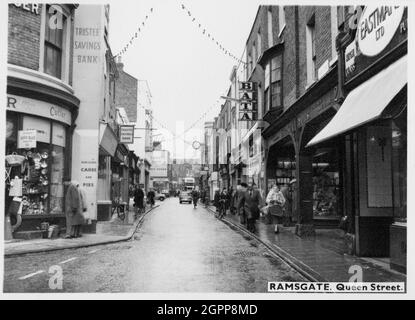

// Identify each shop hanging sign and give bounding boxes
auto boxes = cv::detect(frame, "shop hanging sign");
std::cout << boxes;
[119,125,135,144]
[17,129,37,149]
[345,41,357,78]
[357,6,405,57]
[238,81,257,122]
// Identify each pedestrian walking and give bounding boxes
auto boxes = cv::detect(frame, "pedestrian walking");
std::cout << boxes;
[280,183,293,227]
[218,188,229,219]
[64,180,77,239]
[64,181,85,238]
[133,185,145,217]
[290,179,298,223]
[213,189,220,214]
[191,188,200,208]
[74,184,87,237]
[235,184,245,224]
[147,189,155,208]
[200,189,206,205]
[238,182,263,233]
[228,186,236,214]
[265,184,285,225]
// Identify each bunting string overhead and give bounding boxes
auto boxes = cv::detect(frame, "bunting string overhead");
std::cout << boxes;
[137,101,195,147]
[115,7,154,58]
[180,3,246,66]
[163,97,224,143]
[117,85,195,146]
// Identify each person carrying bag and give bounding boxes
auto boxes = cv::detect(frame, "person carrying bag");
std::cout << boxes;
[265,185,286,227]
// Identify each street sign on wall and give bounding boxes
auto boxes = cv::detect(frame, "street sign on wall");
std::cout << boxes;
[119,125,135,144]
[17,130,37,149]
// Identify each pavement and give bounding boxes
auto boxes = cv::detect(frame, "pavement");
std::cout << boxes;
[206,205,406,283]
[4,204,159,257]
[4,198,305,292]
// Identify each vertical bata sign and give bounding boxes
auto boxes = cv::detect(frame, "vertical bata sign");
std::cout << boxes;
[357,6,405,57]
[239,81,257,121]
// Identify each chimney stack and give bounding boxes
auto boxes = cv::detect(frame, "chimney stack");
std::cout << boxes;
[116,56,124,72]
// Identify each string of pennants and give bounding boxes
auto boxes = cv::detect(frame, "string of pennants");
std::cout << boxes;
[163,97,224,143]
[180,3,246,66]
[116,84,195,146]
[136,102,194,147]
[115,7,154,58]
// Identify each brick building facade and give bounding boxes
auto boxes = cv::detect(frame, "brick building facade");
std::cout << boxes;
[210,5,407,271]
[115,57,138,123]
[6,4,80,238]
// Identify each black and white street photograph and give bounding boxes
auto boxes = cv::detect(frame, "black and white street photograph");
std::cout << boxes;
[1,0,411,298]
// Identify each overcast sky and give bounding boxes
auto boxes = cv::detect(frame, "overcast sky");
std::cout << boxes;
[109,0,265,159]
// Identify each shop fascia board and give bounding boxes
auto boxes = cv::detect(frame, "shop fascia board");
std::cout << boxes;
[7,64,80,115]
[262,64,338,139]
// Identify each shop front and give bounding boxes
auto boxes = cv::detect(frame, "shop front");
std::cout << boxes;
[96,123,118,221]
[309,55,407,266]
[263,57,339,236]
[128,151,140,197]
[5,92,78,237]
[111,144,130,214]
[308,6,407,271]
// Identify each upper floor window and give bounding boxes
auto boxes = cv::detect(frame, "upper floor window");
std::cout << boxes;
[44,5,66,79]
[279,6,286,36]
[267,9,273,48]
[264,63,270,113]
[264,54,283,114]
[270,55,282,109]
[337,6,354,31]
[306,15,317,85]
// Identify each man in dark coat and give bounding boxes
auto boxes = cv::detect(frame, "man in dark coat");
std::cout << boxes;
[191,188,200,208]
[213,189,220,213]
[134,185,145,215]
[147,189,155,207]
[228,186,235,214]
[238,182,263,233]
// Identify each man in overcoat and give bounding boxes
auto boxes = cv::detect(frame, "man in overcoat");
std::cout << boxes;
[237,182,263,233]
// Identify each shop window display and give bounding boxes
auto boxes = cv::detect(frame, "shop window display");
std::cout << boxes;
[20,143,51,215]
[97,155,111,201]
[312,148,342,218]
[275,159,295,187]
[4,114,67,217]
[50,145,65,214]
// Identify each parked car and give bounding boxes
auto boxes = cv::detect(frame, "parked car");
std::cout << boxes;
[161,189,170,198]
[155,193,165,201]
[179,191,192,204]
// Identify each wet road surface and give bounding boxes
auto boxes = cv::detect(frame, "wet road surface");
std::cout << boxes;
[4,198,305,292]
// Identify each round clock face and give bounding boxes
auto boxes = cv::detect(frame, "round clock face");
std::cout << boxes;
[192,141,201,150]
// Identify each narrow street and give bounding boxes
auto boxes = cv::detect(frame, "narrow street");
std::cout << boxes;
[4,198,305,293]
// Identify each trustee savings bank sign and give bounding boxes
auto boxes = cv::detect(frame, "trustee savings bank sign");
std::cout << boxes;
[357,6,405,57]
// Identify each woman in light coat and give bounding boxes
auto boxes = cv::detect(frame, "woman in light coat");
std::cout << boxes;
[65,181,85,238]
[265,185,285,224]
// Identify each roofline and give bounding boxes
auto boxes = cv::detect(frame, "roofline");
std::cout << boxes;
[245,5,263,46]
